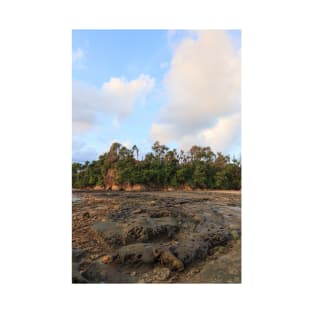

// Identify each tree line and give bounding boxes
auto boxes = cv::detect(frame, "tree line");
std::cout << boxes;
[72,141,241,190]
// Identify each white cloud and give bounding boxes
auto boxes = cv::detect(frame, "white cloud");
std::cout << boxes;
[150,30,241,153]
[150,123,176,144]
[72,48,84,64]
[179,113,241,153]
[73,74,155,133]
[102,75,154,117]
[121,140,132,149]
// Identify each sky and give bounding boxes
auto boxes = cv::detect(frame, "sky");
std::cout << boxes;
[72,30,241,163]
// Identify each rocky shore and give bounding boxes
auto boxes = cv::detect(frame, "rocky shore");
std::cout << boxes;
[72,190,241,283]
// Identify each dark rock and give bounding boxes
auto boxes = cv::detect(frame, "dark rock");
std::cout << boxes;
[83,212,90,218]
[123,216,179,244]
[92,221,124,246]
[73,190,241,283]
[149,209,172,218]
[193,245,241,283]
[207,228,231,247]
[109,206,132,220]
[172,245,195,265]
[169,227,231,266]
[81,263,135,283]
[72,249,87,263]
[116,243,157,264]
[92,216,179,246]
[72,262,89,283]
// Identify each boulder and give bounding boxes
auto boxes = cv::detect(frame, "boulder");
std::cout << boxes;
[92,221,124,246]
[81,263,135,283]
[116,243,157,264]
[170,227,232,266]
[132,184,146,191]
[159,249,184,271]
[92,216,179,246]
[93,185,103,190]
[101,255,113,264]
[171,237,208,265]
[121,182,146,191]
[123,216,179,244]
[112,184,122,191]
[122,183,133,191]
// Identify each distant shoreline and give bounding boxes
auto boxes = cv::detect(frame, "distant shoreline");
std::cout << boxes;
[72,188,241,195]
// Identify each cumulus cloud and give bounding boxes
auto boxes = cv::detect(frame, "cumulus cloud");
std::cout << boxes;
[73,74,155,133]
[178,113,241,152]
[151,30,241,153]
[150,123,176,144]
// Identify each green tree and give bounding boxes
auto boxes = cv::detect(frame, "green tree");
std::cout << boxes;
[72,142,241,190]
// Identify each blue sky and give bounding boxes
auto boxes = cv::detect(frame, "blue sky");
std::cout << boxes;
[72,30,241,163]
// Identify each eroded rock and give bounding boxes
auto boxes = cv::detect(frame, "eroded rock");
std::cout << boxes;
[73,190,241,283]
[159,248,184,271]
[72,262,88,283]
[92,221,123,246]
[123,216,179,244]
[92,216,179,247]
[140,267,171,283]
[72,248,87,263]
[81,263,135,283]
[116,243,157,264]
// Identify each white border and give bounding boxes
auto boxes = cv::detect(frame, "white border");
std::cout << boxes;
[1,1,313,312]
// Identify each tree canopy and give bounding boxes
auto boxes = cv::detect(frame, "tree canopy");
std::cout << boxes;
[72,142,241,190]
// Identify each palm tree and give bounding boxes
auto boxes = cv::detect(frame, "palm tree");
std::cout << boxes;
[132,145,139,160]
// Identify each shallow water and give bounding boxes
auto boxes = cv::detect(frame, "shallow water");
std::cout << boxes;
[228,206,241,211]
[72,196,81,202]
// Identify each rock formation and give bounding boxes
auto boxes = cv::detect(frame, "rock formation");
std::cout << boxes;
[72,190,241,283]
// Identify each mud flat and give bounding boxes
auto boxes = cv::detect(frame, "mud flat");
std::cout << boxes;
[72,190,241,283]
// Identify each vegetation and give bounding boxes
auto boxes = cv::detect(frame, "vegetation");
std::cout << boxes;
[72,141,241,190]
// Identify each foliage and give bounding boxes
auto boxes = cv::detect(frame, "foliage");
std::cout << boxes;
[72,142,241,190]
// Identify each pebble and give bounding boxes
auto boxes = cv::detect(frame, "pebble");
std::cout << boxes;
[101,255,112,263]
